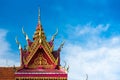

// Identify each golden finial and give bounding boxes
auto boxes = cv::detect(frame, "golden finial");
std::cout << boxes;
[22,27,29,40]
[38,7,41,25]
[58,40,65,51]
[15,36,19,45]
[15,36,22,49]
[51,28,58,41]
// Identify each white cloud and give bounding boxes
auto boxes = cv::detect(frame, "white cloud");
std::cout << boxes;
[0,23,120,80]
[0,29,10,55]
[66,23,109,37]
[62,24,120,80]
[0,29,20,67]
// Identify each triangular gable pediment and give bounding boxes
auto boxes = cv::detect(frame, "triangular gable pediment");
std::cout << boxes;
[24,40,56,67]
[28,48,56,69]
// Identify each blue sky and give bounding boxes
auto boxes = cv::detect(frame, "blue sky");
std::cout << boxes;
[0,0,120,80]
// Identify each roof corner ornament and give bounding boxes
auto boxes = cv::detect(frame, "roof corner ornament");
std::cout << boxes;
[66,65,69,72]
[51,28,58,41]
[58,40,65,51]
[63,61,67,68]
[22,27,29,40]
[15,36,22,49]
[63,61,69,73]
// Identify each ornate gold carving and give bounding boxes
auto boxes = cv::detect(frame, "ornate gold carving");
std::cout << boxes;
[28,52,56,69]
[34,53,48,66]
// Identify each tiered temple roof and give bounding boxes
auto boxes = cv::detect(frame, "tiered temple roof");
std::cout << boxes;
[0,8,68,80]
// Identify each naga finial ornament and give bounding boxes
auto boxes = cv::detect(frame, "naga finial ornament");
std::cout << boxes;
[51,28,58,41]
[63,61,69,73]
[58,40,65,51]
[22,27,29,40]
[15,36,22,49]
[66,65,69,72]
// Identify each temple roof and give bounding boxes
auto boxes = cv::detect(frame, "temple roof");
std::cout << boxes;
[0,8,68,80]
[0,67,19,80]
[15,8,62,69]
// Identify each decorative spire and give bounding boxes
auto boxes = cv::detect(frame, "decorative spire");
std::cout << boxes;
[38,7,41,25]
[33,8,46,40]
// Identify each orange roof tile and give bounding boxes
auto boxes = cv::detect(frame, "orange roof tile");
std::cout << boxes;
[0,67,15,80]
